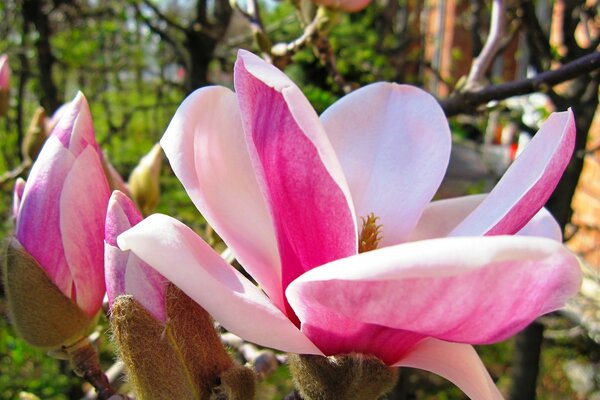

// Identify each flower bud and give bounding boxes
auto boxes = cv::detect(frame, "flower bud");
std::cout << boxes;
[13,92,110,319]
[110,284,255,399]
[288,353,398,400]
[22,107,48,162]
[2,238,93,348]
[105,190,166,322]
[127,143,162,216]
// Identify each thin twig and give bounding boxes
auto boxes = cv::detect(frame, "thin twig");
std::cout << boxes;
[270,9,327,68]
[313,33,354,94]
[140,0,187,32]
[0,160,30,188]
[440,51,600,116]
[464,0,505,90]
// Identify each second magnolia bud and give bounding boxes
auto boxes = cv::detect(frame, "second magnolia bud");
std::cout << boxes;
[110,284,256,399]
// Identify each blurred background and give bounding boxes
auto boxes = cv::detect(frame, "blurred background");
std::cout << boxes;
[0,0,599,398]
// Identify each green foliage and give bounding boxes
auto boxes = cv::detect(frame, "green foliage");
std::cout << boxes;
[0,319,81,400]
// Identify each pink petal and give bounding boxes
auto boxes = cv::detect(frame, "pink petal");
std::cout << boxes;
[411,195,562,242]
[52,92,99,155]
[60,146,110,317]
[0,55,9,89]
[46,102,70,137]
[13,178,26,218]
[450,111,575,236]
[105,243,128,306]
[105,190,142,246]
[394,338,503,400]
[409,195,486,241]
[161,86,284,311]
[286,236,581,344]
[321,83,451,246]
[516,207,563,241]
[117,213,323,355]
[311,0,371,12]
[105,191,166,322]
[16,136,75,296]
[235,50,357,303]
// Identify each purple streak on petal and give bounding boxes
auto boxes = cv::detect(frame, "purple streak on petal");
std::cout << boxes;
[234,51,356,317]
[15,137,74,296]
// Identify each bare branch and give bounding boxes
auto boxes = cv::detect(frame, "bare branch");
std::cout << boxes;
[233,0,271,55]
[270,8,328,68]
[0,160,30,188]
[440,51,600,116]
[140,0,187,32]
[133,3,188,67]
[464,0,505,90]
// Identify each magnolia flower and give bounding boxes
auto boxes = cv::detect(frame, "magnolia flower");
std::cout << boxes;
[14,92,110,318]
[119,50,581,398]
[105,190,166,322]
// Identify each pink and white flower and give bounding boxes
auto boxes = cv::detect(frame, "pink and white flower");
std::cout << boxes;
[118,50,581,399]
[14,92,110,318]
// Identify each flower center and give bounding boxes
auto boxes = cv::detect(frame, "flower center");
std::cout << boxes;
[358,213,382,253]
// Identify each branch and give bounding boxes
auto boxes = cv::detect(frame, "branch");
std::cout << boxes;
[440,51,600,117]
[133,4,188,67]
[464,0,505,90]
[270,8,328,68]
[233,0,271,55]
[140,0,187,32]
[0,160,30,188]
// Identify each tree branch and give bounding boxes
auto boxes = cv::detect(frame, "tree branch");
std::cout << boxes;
[140,0,187,32]
[440,51,600,116]
[464,0,505,90]
[133,3,188,67]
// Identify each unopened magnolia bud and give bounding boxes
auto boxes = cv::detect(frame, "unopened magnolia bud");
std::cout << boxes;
[22,107,48,162]
[2,238,93,349]
[110,284,252,399]
[288,353,398,400]
[128,143,162,216]
[111,295,199,399]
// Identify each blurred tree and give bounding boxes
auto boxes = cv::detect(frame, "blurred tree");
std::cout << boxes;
[132,0,233,92]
